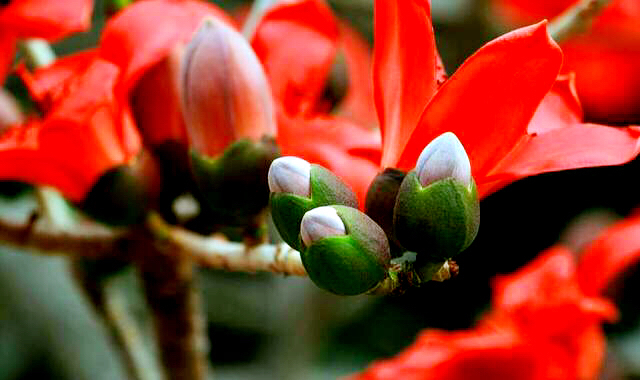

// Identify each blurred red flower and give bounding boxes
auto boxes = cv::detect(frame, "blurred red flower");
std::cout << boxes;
[0,0,93,82]
[490,0,640,124]
[1,53,141,201]
[354,246,618,380]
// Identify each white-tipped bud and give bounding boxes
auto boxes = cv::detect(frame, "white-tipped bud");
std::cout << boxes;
[415,132,471,187]
[181,16,276,158]
[300,206,346,247]
[268,156,311,197]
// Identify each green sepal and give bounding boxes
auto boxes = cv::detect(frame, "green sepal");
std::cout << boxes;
[190,137,279,227]
[82,165,149,226]
[270,165,357,250]
[300,205,390,296]
[393,171,480,260]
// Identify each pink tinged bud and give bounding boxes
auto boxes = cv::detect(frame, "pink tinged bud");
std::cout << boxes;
[415,132,471,187]
[0,89,24,133]
[300,206,346,247]
[268,156,311,197]
[181,16,276,158]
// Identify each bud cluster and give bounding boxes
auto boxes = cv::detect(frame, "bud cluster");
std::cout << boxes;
[269,132,480,295]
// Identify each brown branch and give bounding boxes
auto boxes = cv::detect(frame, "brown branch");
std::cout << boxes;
[549,0,612,42]
[147,213,307,276]
[0,216,126,259]
[135,230,210,380]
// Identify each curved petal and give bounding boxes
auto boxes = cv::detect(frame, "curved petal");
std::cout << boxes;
[374,0,439,168]
[17,50,98,110]
[578,216,640,296]
[527,74,582,134]
[251,0,339,116]
[276,111,380,206]
[0,59,141,201]
[0,33,17,82]
[0,0,92,41]
[481,124,640,198]
[99,0,233,93]
[396,22,562,177]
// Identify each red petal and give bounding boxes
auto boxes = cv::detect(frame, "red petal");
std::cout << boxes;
[0,33,17,83]
[373,0,439,168]
[335,20,377,128]
[17,50,98,110]
[99,0,233,94]
[276,111,380,206]
[527,74,582,134]
[0,0,92,41]
[251,0,339,116]
[396,21,562,175]
[0,59,141,201]
[481,124,640,198]
[578,216,640,296]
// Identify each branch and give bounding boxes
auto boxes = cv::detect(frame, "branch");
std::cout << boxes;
[549,0,612,42]
[0,216,125,259]
[147,213,307,276]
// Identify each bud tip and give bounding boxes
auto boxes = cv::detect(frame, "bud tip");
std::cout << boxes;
[268,156,311,197]
[300,206,346,247]
[415,132,471,187]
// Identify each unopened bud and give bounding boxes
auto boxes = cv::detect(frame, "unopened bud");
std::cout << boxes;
[300,205,391,296]
[181,16,276,158]
[268,156,311,197]
[269,160,358,250]
[365,168,406,255]
[300,206,346,247]
[415,132,471,188]
[393,134,480,259]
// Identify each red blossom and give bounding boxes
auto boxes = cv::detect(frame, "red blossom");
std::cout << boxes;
[372,0,640,200]
[0,55,141,201]
[354,247,618,380]
[0,0,93,81]
[490,0,640,123]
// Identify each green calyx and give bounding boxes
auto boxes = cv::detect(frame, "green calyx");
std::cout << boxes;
[82,165,149,226]
[393,171,480,260]
[190,137,280,226]
[301,206,390,296]
[270,165,357,250]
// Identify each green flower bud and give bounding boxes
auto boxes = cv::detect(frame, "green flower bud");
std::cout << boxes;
[268,157,358,250]
[300,205,391,296]
[393,132,480,259]
[365,168,406,256]
[190,137,279,227]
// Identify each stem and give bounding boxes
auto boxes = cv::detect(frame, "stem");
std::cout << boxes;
[72,261,161,380]
[147,213,306,276]
[242,0,281,39]
[548,0,612,42]
[136,230,210,380]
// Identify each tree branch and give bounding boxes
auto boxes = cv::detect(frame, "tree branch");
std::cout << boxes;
[549,0,612,42]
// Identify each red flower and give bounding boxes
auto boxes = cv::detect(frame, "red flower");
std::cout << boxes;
[354,247,618,380]
[490,0,640,123]
[0,0,93,81]
[99,0,234,146]
[372,0,640,199]
[0,54,141,202]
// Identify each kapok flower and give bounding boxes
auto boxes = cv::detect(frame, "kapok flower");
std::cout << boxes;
[0,53,153,225]
[0,0,93,81]
[490,0,640,123]
[99,0,234,147]
[372,0,640,200]
[354,246,618,380]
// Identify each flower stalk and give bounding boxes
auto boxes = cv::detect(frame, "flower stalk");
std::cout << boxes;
[548,0,612,42]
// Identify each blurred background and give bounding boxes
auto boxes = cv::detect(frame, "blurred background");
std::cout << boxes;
[2,0,640,378]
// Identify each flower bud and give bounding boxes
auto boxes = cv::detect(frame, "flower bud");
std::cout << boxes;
[268,156,311,197]
[181,16,276,159]
[269,158,358,250]
[181,17,280,227]
[0,89,24,133]
[365,168,406,256]
[393,133,480,259]
[300,205,391,296]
